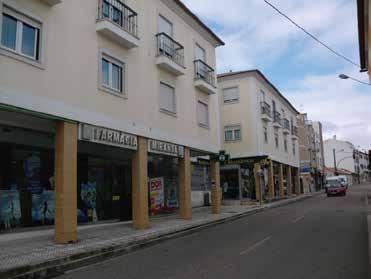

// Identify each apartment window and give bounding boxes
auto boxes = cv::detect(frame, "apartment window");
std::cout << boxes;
[197,101,209,128]
[272,100,276,112]
[293,142,296,155]
[224,125,241,141]
[284,136,288,152]
[160,82,176,114]
[102,0,123,26]
[195,44,206,62]
[275,133,279,148]
[1,8,41,61]
[158,15,173,36]
[223,87,239,104]
[263,126,268,143]
[101,55,124,93]
[260,90,266,102]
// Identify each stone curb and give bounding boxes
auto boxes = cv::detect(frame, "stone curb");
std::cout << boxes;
[1,193,318,279]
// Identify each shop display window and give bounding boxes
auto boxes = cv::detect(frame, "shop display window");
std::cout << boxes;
[148,155,179,216]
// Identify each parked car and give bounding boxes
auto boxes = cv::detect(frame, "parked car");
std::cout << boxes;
[326,180,347,197]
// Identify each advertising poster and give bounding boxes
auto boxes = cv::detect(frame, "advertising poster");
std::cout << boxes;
[0,190,21,229]
[149,177,165,215]
[80,181,98,222]
[164,177,179,211]
[32,190,55,224]
[23,153,42,194]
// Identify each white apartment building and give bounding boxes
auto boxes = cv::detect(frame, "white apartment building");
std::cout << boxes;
[323,137,363,184]
[0,0,224,242]
[217,70,301,203]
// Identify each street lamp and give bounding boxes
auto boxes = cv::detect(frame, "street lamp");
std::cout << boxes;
[338,74,371,86]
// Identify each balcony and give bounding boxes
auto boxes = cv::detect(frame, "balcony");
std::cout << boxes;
[260,102,272,121]
[273,111,282,128]
[155,33,185,76]
[283,118,290,134]
[194,60,217,95]
[96,0,139,49]
[42,0,62,5]
[291,126,299,140]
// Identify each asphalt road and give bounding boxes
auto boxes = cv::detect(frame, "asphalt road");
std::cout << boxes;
[60,184,369,279]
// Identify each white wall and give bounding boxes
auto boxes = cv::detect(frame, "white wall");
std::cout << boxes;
[0,0,221,153]
[323,139,356,173]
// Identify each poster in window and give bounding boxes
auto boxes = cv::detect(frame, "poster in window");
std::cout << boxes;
[0,190,21,229]
[149,177,165,215]
[164,177,179,211]
[32,190,55,224]
[23,153,42,194]
[80,182,98,222]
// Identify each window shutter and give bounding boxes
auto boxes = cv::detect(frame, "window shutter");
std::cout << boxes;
[160,83,175,113]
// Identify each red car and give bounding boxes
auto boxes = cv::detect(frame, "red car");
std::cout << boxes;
[326,180,347,197]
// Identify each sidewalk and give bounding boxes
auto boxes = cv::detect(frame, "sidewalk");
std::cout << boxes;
[0,192,321,279]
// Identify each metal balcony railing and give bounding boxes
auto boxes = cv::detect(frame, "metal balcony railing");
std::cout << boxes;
[283,118,290,130]
[156,33,185,68]
[273,111,282,125]
[98,0,138,37]
[261,102,272,118]
[194,60,216,87]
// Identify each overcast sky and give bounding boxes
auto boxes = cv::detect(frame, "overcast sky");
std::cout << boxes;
[182,0,371,151]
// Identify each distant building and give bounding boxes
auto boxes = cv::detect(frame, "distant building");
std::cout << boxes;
[323,137,369,184]
[297,115,325,193]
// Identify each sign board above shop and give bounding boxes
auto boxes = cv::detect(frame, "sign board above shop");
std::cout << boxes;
[148,139,184,158]
[79,124,138,150]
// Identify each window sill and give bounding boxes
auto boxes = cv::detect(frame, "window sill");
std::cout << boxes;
[100,86,127,99]
[159,108,177,118]
[224,139,241,143]
[0,47,45,70]
[198,123,210,130]
[223,100,239,105]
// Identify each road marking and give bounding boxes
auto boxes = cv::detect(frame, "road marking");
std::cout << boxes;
[292,215,305,223]
[240,236,271,255]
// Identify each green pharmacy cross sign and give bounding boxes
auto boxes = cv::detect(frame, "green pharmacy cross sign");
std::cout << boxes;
[218,150,229,164]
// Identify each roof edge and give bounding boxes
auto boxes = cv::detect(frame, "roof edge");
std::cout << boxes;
[173,0,225,47]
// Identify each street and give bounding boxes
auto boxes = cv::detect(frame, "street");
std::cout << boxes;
[59,185,369,279]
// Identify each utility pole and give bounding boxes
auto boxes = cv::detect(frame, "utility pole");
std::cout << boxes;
[333,149,337,175]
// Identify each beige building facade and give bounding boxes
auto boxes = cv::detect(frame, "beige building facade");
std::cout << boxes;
[0,0,223,242]
[217,70,301,204]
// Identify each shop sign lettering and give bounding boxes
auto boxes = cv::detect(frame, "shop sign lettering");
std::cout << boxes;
[148,140,184,158]
[79,124,138,150]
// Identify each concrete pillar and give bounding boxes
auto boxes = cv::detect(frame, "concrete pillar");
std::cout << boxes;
[210,160,221,214]
[268,160,274,199]
[279,163,285,198]
[132,137,149,229]
[296,168,301,195]
[179,147,192,219]
[287,166,292,197]
[54,121,77,244]
[254,163,262,202]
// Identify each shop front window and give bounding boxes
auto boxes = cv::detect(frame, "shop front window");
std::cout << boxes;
[77,141,133,224]
[148,155,179,216]
[0,126,55,231]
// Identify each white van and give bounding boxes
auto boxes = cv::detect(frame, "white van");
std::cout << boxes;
[336,175,349,188]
